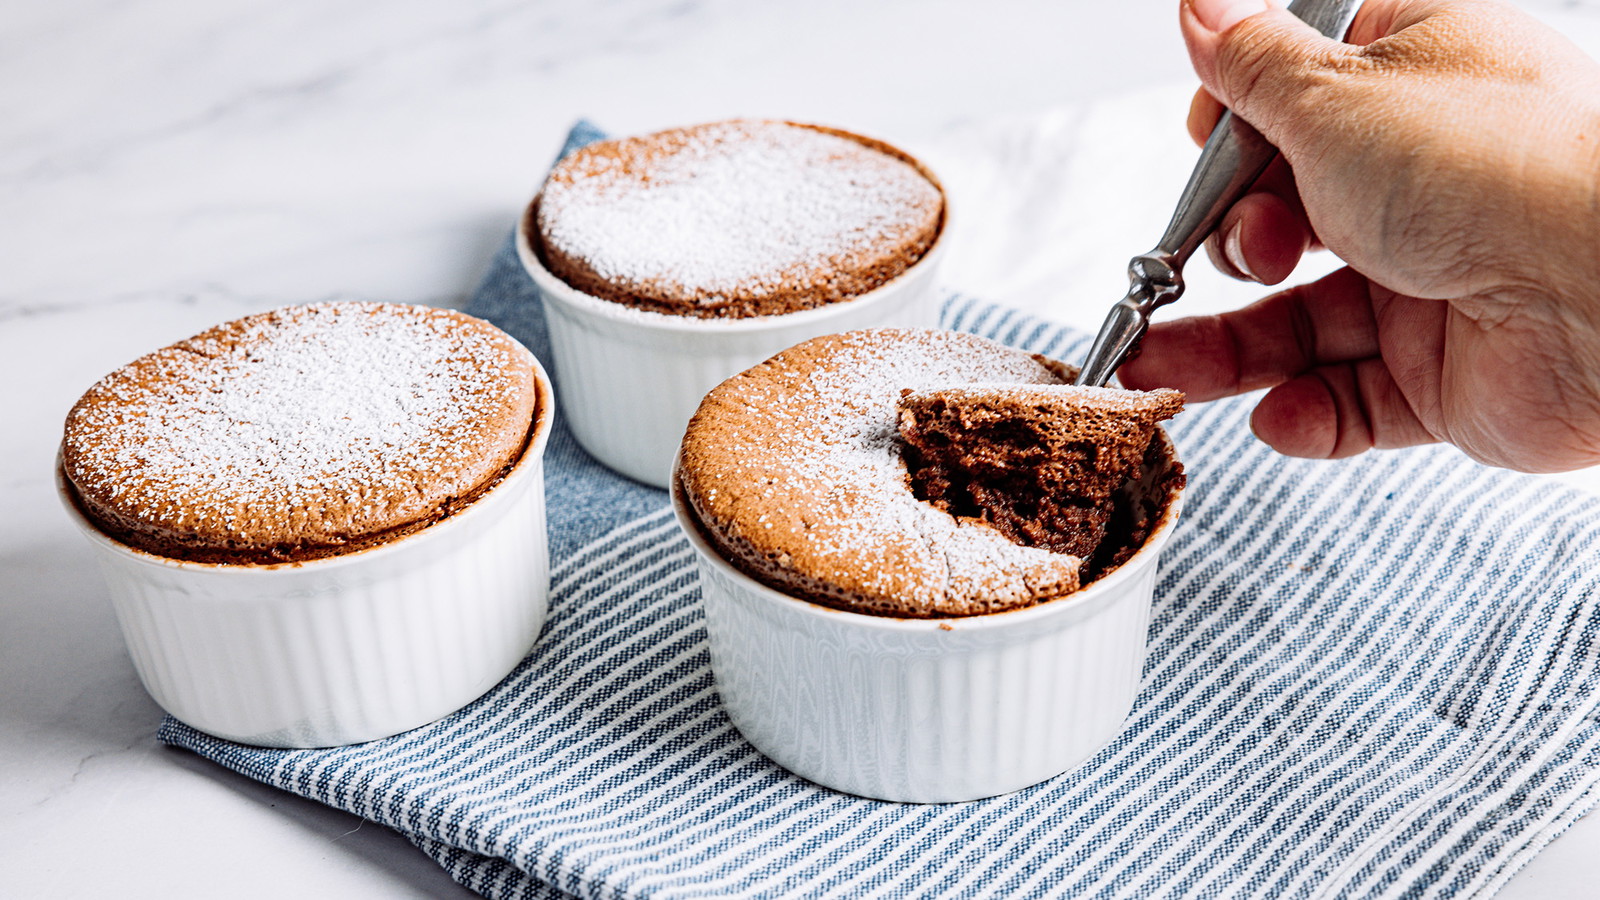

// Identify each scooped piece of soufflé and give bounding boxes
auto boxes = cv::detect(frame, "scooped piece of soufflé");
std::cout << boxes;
[675,328,1184,619]
[898,382,1185,580]
[531,119,945,318]
[61,302,541,564]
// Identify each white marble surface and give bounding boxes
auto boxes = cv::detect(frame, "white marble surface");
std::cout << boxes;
[6,1,1600,897]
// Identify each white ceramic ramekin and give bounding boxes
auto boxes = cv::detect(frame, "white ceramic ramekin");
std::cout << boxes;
[671,447,1181,804]
[58,360,556,749]
[515,159,946,490]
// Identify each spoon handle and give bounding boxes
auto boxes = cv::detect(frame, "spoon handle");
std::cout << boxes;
[1074,0,1365,388]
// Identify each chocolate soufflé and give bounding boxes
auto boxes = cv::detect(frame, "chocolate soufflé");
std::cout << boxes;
[899,383,1185,581]
[530,120,945,319]
[676,328,1184,618]
[61,302,542,564]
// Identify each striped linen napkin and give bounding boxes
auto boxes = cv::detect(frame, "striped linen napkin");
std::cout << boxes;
[159,125,1600,899]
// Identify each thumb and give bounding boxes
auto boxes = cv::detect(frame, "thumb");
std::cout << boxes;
[1180,0,1364,155]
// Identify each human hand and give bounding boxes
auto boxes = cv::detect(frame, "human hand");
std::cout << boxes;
[1117,0,1600,472]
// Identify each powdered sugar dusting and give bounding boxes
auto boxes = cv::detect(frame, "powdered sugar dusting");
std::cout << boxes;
[62,302,537,555]
[902,382,1186,415]
[537,121,942,308]
[787,333,1067,581]
[682,329,1085,616]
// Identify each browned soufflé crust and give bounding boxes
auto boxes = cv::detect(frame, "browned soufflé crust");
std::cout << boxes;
[678,328,1089,619]
[531,120,945,319]
[898,384,1185,577]
[61,302,541,564]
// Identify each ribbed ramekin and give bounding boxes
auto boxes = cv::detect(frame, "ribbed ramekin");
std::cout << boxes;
[57,360,556,749]
[515,150,946,490]
[671,448,1181,804]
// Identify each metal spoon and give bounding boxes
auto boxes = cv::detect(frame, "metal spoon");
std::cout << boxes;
[1074,0,1366,387]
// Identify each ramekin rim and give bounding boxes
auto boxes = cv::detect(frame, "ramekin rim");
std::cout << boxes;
[517,215,948,335]
[669,440,1184,634]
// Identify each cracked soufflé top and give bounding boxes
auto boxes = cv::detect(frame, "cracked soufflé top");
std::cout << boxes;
[61,302,541,564]
[531,119,945,318]
[677,328,1184,618]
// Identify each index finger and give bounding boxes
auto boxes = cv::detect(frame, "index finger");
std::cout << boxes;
[1118,266,1378,400]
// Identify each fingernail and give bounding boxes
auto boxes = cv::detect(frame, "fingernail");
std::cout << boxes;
[1223,221,1258,282]
[1189,0,1269,32]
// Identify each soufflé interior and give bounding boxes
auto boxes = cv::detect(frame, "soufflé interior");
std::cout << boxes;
[61,302,541,564]
[677,328,1185,618]
[530,119,945,318]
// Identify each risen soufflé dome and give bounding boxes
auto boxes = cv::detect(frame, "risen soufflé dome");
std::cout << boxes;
[531,120,945,318]
[61,302,541,564]
[676,328,1183,618]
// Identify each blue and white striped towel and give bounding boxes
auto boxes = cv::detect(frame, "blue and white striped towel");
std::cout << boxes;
[160,124,1600,898]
